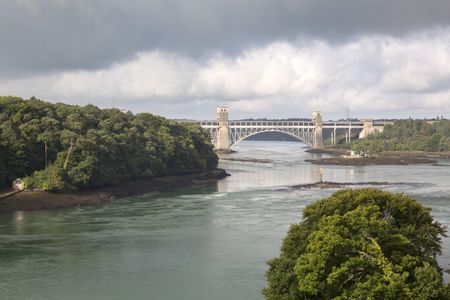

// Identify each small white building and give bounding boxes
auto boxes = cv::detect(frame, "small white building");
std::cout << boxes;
[12,178,24,191]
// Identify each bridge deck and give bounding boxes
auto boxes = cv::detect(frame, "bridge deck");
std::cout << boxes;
[183,120,392,129]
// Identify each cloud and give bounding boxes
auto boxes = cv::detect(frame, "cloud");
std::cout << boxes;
[190,42,332,99]
[1,28,450,119]
[3,0,450,75]
[228,99,279,113]
[379,32,450,93]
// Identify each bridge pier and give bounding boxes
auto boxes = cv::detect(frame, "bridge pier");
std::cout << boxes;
[215,106,230,151]
[196,108,389,150]
[330,127,337,146]
[312,111,323,148]
[359,119,375,139]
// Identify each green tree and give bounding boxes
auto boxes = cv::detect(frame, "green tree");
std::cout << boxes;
[351,119,450,153]
[23,164,66,191]
[0,96,218,190]
[263,189,449,300]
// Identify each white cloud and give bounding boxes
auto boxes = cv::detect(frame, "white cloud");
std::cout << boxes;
[50,52,197,99]
[228,98,278,113]
[379,31,450,93]
[2,28,450,119]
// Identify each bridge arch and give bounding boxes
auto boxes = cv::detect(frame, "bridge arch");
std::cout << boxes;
[230,130,312,147]
[188,107,392,151]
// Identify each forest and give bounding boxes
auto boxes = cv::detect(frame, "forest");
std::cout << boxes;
[351,119,450,152]
[0,96,218,191]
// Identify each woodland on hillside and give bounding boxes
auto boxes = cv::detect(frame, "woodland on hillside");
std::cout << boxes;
[350,119,450,152]
[0,96,218,191]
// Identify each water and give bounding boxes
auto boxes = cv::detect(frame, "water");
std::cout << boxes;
[1,141,449,299]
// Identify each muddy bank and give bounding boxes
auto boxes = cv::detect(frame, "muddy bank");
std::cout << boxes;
[378,151,450,159]
[215,149,237,154]
[293,181,403,189]
[0,169,229,213]
[305,156,436,166]
[305,148,351,156]
[219,157,273,163]
[307,148,450,159]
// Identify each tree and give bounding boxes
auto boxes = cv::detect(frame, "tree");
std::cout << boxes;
[351,119,450,152]
[0,96,218,190]
[23,164,65,191]
[263,189,449,300]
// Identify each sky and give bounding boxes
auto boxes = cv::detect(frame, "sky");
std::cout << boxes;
[1,0,450,120]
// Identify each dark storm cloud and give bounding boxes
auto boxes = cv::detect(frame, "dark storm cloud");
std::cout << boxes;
[1,0,450,75]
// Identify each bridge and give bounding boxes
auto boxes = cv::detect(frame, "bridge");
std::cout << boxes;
[184,107,391,151]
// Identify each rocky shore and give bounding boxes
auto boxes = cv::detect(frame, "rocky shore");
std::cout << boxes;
[305,155,437,166]
[215,149,237,154]
[219,157,273,163]
[307,148,450,159]
[292,181,402,189]
[0,169,229,213]
[377,151,450,159]
[305,148,351,156]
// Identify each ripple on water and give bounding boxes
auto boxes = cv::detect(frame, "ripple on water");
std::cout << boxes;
[1,141,450,299]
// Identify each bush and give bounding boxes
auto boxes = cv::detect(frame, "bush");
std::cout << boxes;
[24,164,66,191]
[263,189,449,299]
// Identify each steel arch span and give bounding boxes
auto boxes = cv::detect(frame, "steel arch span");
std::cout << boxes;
[178,107,392,151]
[201,120,316,147]
[230,129,311,146]
[229,128,313,146]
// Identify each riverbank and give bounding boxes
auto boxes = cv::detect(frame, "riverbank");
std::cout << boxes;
[292,181,404,189]
[0,169,229,213]
[304,148,450,166]
[378,151,450,159]
[307,148,450,158]
[305,155,437,166]
[219,157,273,163]
[305,148,351,156]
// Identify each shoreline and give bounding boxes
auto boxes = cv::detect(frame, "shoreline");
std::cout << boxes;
[292,181,405,189]
[219,157,273,163]
[376,150,450,159]
[305,148,351,156]
[305,148,450,166]
[307,148,450,158]
[305,156,437,166]
[0,169,229,213]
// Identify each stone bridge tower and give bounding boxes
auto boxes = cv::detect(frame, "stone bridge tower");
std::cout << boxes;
[216,106,230,151]
[359,119,375,139]
[312,111,323,148]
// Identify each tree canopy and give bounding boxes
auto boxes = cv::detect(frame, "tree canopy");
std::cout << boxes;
[351,119,450,152]
[264,189,450,299]
[0,96,218,190]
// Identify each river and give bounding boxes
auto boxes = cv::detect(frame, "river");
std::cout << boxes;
[1,141,449,299]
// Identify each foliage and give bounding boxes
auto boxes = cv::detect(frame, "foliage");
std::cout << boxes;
[263,189,449,300]
[0,96,218,190]
[352,119,450,152]
[23,164,66,191]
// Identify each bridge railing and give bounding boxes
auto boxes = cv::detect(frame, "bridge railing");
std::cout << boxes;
[178,119,394,129]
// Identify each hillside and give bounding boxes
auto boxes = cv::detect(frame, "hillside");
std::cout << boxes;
[351,119,450,153]
[0,96,218,190]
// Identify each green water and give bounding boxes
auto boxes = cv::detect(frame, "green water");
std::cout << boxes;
[1,141,449,299]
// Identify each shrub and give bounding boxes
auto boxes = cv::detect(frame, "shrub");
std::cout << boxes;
[24,164,66,191]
